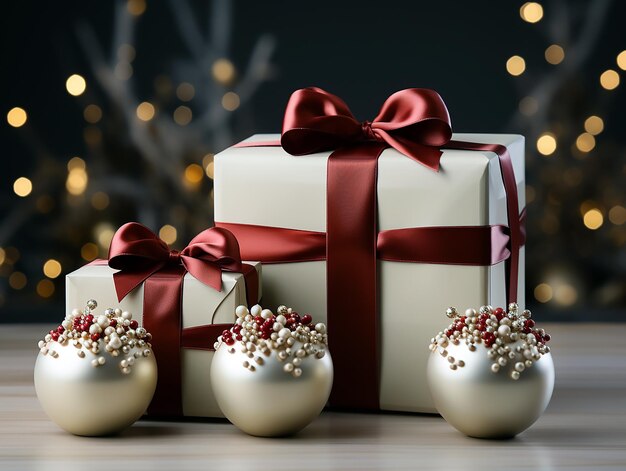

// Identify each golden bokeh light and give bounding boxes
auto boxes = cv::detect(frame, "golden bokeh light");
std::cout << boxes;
[136,101,156,121]
[583,115,604,135]
[83,104,102,124]
[536,133,557,156]
[95,224,115,249]
[127,0,146,16]
[81,242,99,261]
[66,168,88,195]
[222,92,240,111]
[212,58,236,84]
[600,69,620,90]
[544,44,565,65]
[9,272,27,290]
[583,208,604,230]
[202,153,214,168]
[159,225,177,245]
[66,74,87,96]
[184,164,204,184]
[176,82,195,101]
[534,283,552,303]
[519,96,539,116]
[520,2,543,23]
[206,161,215,179]
[37,279,55,298]
[7,107,27,127]
[173,106,192,125]
[67,156,86,171]
[609,205,626,225]
[13,177,33,197]
[575,132,595,153]
[0,247,5,265]
[43,259,62,279]
[554,284,577,306]
[506,55,526,76]
[91,191,110,210]
[617,50,626,71]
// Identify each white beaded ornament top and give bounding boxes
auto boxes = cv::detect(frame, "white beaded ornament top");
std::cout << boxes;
[215,304,329,378]
[429,303,552,380]
[37,299,153,374]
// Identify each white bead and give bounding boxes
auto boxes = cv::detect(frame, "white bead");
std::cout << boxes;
[515,362,525,372]
[109,337,122,349]
[497,357,507,366]
[491,363,500,373]
[293,368,302,377]
[89,324,102,335]
[511,371,521,380]
[235,305,248,318]
[97,315,110,328]
[283,363,294,372]
[292,357,302,366]
[261,309,273,319]
[273,323,283,332]
[276,315,287,325]
[465,308,476,317]
[121,311,132,320]
[250,305,262,316]
[114,308,122,316]
[315,323,326,334]
[278,328,291,339]
[61,320,71,329]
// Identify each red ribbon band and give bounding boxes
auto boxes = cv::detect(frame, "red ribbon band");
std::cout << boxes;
[218,87,525,410]
[106,223,259,417]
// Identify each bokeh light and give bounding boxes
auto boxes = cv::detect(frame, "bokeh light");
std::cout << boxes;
[173,106,192,125]
[506,55,526,76]
[534,283,552,303]
[66,74,86,96]
[536,133,557,156]
[583,209,604,230]
[13,177,33,197]
[43,259,62,279]
[600,69,620,90]
[575,133,596,153]
[36,279,55,298]
[9,272,27,290]
[159,225,177,245]
[83,104,102,123]
[81,243,99,261]
[544,44,565,64]
[91,192,110,210]
[212,58,236,84]
[520,2,543,23]
[136,101,156,121]
[222,92,240,111]
[617,50,626,70]
[176,82,195,101]
[584,116,604,135]
[127,0,146,16]
[6,107,27,127]
[608,205,626,225]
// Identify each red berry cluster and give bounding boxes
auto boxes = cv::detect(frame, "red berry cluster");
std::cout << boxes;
[221,312,314,345]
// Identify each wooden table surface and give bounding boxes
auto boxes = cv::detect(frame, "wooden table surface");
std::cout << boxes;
[1,323,625,471]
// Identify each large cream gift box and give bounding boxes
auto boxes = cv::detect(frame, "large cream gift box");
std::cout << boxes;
[214,133,525,413]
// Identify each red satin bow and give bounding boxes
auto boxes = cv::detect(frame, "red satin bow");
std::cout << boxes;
[108,222,245,301]
[281,87,452,170]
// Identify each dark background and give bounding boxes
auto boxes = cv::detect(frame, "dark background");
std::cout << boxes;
[1,0,625,322]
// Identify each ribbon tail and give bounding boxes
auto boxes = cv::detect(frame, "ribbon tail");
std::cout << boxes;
[182,257,223,292]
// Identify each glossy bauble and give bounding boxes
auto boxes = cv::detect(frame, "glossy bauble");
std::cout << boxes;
[211,341,333,437]
[427,339,554,438]
[34,343,157,436]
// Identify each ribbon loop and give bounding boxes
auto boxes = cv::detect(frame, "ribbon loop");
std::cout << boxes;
[281,87,452,170]
[108,223,246,301]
